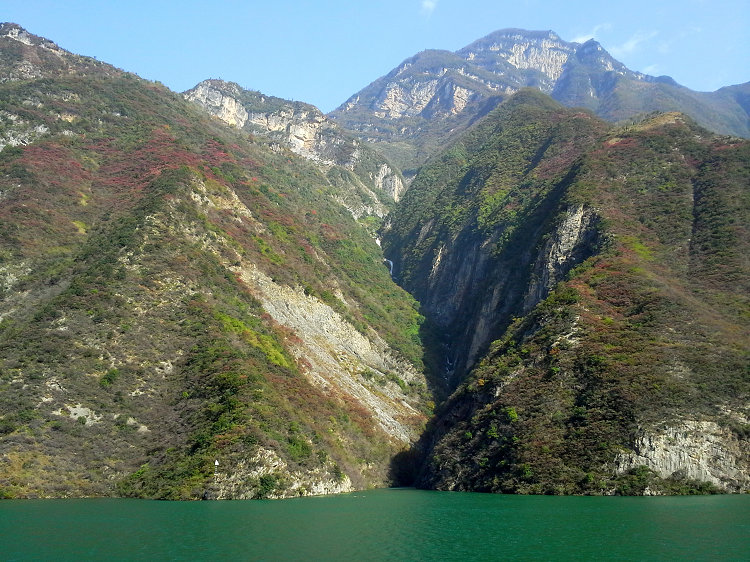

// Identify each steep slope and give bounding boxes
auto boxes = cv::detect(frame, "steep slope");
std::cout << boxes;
[330,29,750,176]
[383,90,609,386]
[0,25,430,499]
[382,91,749,494]
[185,79,406,209]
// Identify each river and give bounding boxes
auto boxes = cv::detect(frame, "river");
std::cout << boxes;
[2,489,749,560]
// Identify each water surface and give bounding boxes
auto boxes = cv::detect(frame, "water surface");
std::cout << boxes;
[2,489,749,560]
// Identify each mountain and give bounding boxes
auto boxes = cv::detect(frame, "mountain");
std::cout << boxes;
[0,23,431,499]
[382,90,749,494]
[1,22,747,499]
[184,79,407,208]
[329,29,750,177]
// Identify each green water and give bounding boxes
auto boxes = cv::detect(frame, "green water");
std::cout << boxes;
[2,489,749,560]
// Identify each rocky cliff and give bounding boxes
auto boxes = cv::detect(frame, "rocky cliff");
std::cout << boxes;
[185,79,406,212]
[0,22,123,81]
[615,417,750,493]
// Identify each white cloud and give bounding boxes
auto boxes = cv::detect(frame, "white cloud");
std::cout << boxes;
[610,30,659,57]
[643,64,660,75]
[421,0,437,16]
[571,23,611,44]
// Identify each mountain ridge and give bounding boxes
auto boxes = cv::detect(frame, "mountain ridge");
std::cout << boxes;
[329,28,750,176]
[183,79,406,211]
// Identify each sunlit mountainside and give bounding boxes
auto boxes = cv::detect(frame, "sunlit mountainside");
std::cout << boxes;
[0,23,747,498]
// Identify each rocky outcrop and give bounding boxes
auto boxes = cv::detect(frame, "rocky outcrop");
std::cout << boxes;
[373,163,404,202]
[185,80,406,209]
[0,22,122,82]
[183,81,248,128]
[375,80,440,119]
[616,419,750,492]
[0,110,49,151]
[206,448,354,500]
[1,23,63,52]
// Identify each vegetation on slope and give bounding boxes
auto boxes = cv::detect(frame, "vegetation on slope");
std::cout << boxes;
[383,92,749,493]
[0,46,428,498]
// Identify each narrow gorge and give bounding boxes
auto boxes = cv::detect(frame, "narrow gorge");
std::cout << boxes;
[0,23,747,499]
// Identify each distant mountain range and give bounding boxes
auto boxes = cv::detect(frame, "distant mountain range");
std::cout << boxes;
[329,29,750,177]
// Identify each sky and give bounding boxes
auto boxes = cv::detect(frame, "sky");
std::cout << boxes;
[4,0,749,113]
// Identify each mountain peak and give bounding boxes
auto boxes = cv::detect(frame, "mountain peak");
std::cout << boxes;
[0,22,63,52]
[330,25,750,175]
[461,28,563,47]
[456,28,577,88]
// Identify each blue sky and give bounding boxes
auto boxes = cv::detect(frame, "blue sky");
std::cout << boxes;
[4,0,749,112]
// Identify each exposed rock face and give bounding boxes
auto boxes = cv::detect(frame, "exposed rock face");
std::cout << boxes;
[185,80,406,210]
[457,29,577,90]
[184,81,248,128]
[416,205,600,385]
[522,206,600,312]
[232,261,424,444]
[373,163,404,202]
[207,448,354,500]
[375,80,440,119]
[330,28,750,173]
[0,110,49,151]
[1,23,61,51]
[616,420,750,492]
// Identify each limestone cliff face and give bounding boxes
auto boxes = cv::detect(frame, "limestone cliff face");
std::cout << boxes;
[375,79,440,119]
[402,205,601,386]
[522,206,600,312]
[207,447,354,500]
[457,29,576,91]
[185,80,405,209]
[231,261,425,444]
[183,80,248,128]
[615,419,750,493]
